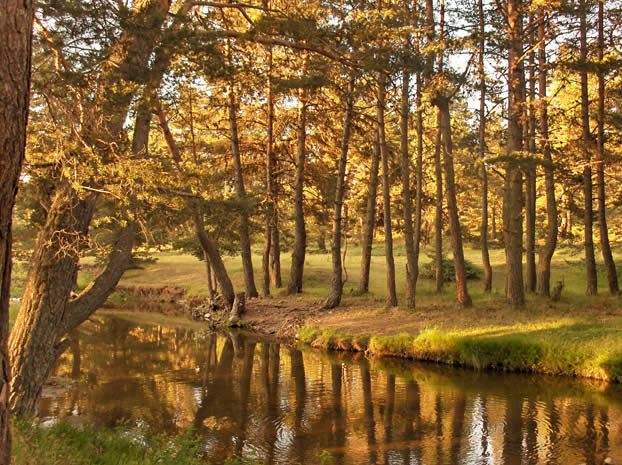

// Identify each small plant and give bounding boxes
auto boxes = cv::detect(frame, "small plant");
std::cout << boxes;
[420,256,482,281]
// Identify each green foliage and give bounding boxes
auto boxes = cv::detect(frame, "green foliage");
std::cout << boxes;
[420,256,483,281]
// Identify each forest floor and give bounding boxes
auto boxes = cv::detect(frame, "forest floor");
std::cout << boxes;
[9,244,622,382]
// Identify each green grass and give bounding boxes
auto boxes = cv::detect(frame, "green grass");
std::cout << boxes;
[12,420,203,465]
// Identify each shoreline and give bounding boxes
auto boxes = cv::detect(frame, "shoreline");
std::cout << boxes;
[104,284,622,384]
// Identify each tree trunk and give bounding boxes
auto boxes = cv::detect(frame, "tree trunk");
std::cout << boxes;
[596,0,619,294]
[580,0,597,295]
[359,135,381,294]
[263,40,281,293]
[193,213,235,309]
[413,70,424,293]
[227,88,258,298]
[504,0,525,306]
[288,83,308,295]
[400,68,417,308]
[203,250,215,300]
[478,0,492,293]
[435,96,472,307]
[324,79,354,309]
[377,73,398,307]
[0,0,34,457]
[9,186,138,415]
[525,15,537,294]
[434,117,444,294]
[536,7,558,297]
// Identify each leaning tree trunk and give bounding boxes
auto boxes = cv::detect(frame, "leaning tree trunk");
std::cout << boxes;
[435,96,472,307]
[504,0,525,306]
[377,73,398,307]
[536,7,558,297]
[596,0,619,294]
[227,86,258,298]
[434,113,444,293]
[359,135,381,294]
[400,68,417,308]
[9,186,138,415]
[324,79,354,309]
[580,0,597,295]
[193,213,235,309]
[0,0,34,457]
[478,0,492,293]
[288,84,308,295]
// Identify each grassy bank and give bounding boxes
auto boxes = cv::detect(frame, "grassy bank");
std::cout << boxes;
[115,246,622,383]
[12,420,334,465]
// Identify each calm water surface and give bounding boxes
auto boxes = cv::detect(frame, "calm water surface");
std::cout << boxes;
[39,314,622,465]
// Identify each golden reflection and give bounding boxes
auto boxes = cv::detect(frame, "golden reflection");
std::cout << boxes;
[38,315,622,465]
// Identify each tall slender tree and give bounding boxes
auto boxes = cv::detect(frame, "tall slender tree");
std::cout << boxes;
[580,0,598,295]
[377,71,398,307]
[596,0,619,294]
[324,79,355,309]
[536,7,558,297]
[478,0,492,292]
[504,0,526,306]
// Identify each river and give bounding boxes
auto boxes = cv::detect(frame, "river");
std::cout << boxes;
[39,314,621,464]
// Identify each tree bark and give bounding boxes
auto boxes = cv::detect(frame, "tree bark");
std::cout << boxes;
[193,213,235,309]
[580,0,597,295]
[227,87,258,298]
[504,0,525,306]
[596,0,619,294]
[536,7,558,297]
[435,96,472,307]
[377,73,398,307]
[323,79,354,309]
[478,0,492,293]
[400,68,417,308]
[288,83,308,295]
[0,0,34,457]
[358,135,381,294]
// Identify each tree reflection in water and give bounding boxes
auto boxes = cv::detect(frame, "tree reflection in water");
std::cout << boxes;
[39,315,622,465]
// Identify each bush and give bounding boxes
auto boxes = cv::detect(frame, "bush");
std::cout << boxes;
[420,256,482,281]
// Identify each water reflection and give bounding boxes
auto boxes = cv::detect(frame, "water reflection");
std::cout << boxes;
[40,315,622,465]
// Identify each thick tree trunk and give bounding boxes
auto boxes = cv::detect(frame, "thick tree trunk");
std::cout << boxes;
[478,0,492,293]
[262,223,272,296]
[504,0,525,306]
[288,85,308,295]
[400,69,417,308]
[9,186,138,415]
[228,88,258,298]
[193,213,235,309]
[0,0,34,457]
[435,96,472,307]
[324,79,354,309]
[580,0,597,295]
[377,73,398,307]
[596,0,619,294]
[536,8,558,297]
[358,135,381,294]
